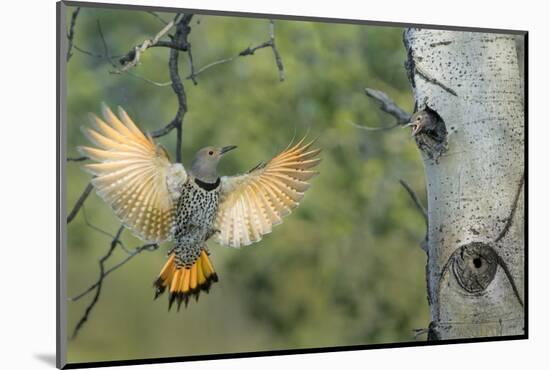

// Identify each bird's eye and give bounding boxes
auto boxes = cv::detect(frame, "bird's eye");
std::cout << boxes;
[208,151,214,155]
[416,116,421,121]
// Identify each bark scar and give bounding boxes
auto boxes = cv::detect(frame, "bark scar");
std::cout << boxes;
[495,173,525,242]
[413,55,458,97]
[436,241,524,318]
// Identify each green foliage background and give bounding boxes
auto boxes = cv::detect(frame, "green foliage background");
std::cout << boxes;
[65,6,428,364]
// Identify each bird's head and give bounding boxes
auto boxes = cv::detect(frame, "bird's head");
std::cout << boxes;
[405,105,442,136]
[405,111,430,136]
[190,145,237,183]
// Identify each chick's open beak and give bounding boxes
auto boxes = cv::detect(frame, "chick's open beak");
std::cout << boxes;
[405,121,421,136]
[220,145,237,155]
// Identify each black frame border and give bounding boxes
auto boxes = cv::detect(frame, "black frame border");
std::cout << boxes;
[57,1,528,369]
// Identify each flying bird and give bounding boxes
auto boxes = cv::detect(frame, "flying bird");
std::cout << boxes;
[79,104,321,310]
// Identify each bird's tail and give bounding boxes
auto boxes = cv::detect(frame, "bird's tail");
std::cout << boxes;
[153,249,218,310]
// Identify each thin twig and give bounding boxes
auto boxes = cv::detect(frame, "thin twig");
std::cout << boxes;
[185,19,284,84]
[268,20,285,82]
[73,44,123,59]
[238,41,272,56]
[399,179,428,224]
[66,7,81,62]
[124,71,172,87]
[67,156,89,162]
[69,242,158,302]
[81,207,126,249]
[91,21,172,88]
[73,44,104,58]
[413,327,430,339]
[67,182,93,224]
[399,179,429,252]
[71,225,125,339]
[351,122,401,131]
[187,57,235,79]
[187,46,198,85]
[237,20,285,81]
[76,35,170,87]
[97,20,116,68]
[146,11,168,25]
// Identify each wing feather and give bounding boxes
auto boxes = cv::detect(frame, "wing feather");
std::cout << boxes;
[79,105,186,243]
[214,137,320,247]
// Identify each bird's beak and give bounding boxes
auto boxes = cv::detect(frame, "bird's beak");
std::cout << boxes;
[220,145,237,155]
[404,121,420,136]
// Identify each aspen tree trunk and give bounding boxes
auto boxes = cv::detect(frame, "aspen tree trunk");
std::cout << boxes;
[404,29,525,339]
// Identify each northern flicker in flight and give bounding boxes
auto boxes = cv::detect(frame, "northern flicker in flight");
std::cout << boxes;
[79,104,321,310]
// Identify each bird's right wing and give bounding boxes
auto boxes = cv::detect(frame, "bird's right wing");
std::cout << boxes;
[214,137,321,248]
[79,104,187,243]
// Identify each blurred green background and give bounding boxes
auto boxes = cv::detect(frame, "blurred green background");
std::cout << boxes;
[65,6,428,364]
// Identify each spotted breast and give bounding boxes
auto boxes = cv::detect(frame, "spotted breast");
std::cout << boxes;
[172,177,221,268]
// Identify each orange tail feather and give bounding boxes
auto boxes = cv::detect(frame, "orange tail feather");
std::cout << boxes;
[153,250,218,310]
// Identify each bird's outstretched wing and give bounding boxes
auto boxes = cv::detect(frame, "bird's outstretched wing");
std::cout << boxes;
[214,137,321,247]
[79,104,187,243]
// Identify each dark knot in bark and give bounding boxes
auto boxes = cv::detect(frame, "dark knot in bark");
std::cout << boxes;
[451,242,498,293]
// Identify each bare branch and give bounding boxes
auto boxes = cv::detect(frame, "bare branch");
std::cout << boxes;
[184,19,285,84]
[237,20,285,81]
[114,14,184,74]
[67,182,93,224]
[268,20,285,82]
[150,121,178,138]
[146,15,194,151]
[66,7,81,62]
[187,46,198,85]
[151,40,190,52]
[77,25,171,88]
[238,41,272,56]
[71,225,125,339]
[364,88,411,124]
[164,15,193,162]
[79,17,283,90]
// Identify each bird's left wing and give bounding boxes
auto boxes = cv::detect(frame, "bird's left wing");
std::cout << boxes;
[214,137,321,248]
[79,104,187,243]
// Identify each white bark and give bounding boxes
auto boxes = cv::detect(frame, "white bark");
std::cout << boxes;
[404,29,525,339]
